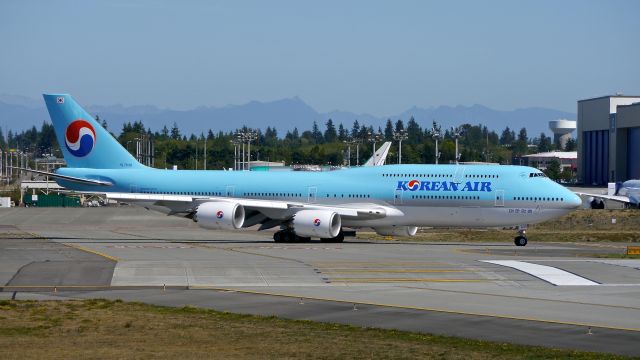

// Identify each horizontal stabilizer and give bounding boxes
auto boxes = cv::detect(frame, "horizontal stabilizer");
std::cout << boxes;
[11,167,113,186]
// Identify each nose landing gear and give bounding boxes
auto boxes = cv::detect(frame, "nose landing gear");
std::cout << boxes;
[514,227,528,246]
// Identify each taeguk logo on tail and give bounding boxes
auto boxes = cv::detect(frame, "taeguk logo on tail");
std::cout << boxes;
[65,120,96,157]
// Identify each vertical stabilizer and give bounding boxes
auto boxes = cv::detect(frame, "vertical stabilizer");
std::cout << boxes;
[43,94,144,169]
[363,141,392,166]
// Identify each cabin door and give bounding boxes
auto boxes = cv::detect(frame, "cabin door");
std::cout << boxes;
[307,187,317,203]
[453,165,466,184]
[494,189,505,207]
[394,188,403,205]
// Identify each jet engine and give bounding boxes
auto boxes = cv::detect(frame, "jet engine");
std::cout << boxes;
[374,226,418,237]
[292,210,341,238]
[195,202,245,230]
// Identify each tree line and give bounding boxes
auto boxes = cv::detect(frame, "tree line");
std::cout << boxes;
[1,116,576,178]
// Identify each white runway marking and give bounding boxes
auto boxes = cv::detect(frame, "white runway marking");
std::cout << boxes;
[481,260,600,286]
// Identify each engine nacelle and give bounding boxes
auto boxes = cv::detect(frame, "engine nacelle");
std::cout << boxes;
[195,202,245,230]
[293,210,341,238]
[374,226,418,237]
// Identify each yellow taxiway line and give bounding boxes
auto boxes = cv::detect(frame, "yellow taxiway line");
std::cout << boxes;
[320,269,467,273]
[62,242,119,262]
[327,278,487,283]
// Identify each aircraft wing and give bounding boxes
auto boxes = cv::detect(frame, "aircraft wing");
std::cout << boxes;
[574,192,632,204]
[94,192,397,224]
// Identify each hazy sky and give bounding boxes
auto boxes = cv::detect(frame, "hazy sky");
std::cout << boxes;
[1,0,639,114]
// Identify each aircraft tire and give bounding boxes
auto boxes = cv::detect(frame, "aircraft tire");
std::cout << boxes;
[320,231,345,243]
[295,235,311,243]
[514,236,527,247]
[281,231,295,243]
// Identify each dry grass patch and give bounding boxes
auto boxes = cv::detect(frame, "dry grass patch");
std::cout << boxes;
[0,300,626,359]
[359,210,640,244]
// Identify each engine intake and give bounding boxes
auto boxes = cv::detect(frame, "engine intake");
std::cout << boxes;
[374,226,418,237]
[293,210,341,238]
[195,202,245,230]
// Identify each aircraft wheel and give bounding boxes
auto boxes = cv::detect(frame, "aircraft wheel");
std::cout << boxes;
[296,236,311,243]
[273,231,283,243]
[514,236,527,247]
[320,232,344,243]
[281,231,295,243]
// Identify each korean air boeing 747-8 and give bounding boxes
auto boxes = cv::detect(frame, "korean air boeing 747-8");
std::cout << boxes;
[36,94,582,246]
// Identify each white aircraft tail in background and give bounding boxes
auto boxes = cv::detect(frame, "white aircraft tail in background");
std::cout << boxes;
[363,141,392,166]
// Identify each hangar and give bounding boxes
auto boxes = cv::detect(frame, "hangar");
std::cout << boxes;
[577,95,640,185]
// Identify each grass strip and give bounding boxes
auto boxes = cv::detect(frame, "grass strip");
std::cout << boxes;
[0,299,631,359]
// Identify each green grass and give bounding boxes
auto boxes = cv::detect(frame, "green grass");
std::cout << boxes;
[0,299,631,359]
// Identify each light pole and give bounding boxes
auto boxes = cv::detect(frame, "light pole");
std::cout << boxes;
[392,129,408,164]
[430,122,441,164]
[453,127,465,164]
[234,131,245,170]
[343,138,358,167]
[367,131,381,164]
[245,130,258,170]
[230,139,237,170]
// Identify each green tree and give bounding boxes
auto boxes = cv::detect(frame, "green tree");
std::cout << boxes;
[324,119,337,143]
[537,132,552,152]
[544,159,562,180]
[337,123,347,141]
[384,119,394,140]
[170,122,181,140]
[564,138,576,151]
[351,120,361,138]
[406,117,422,144]
[311,121,323,144]
[500,126,515,145]
[513,128,529,155]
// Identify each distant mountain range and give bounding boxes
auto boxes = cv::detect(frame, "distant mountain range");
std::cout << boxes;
[0,94,575,137]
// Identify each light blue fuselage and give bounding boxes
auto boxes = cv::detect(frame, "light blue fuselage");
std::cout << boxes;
[57,164,582,228]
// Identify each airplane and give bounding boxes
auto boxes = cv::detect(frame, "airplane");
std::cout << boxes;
[31,94,582,247]
[363,141,392,166]
[576,180,640,208]
[283,141,390,172]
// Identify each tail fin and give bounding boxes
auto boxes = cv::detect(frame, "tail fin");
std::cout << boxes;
[43,94,144,169]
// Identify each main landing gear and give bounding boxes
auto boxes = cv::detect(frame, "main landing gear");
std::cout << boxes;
[273,229,310,243]
[514,227,528,247]
[320,230,344,243]
[273,229,345,243]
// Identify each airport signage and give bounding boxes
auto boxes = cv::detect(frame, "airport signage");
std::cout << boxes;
[627,246,640,255]
[396,180,492,192]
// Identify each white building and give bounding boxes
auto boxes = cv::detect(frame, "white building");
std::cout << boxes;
[523,151,577,171]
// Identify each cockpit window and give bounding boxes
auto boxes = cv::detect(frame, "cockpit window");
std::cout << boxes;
[529,172,546,178]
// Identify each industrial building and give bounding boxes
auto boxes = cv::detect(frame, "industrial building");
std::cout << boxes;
[577,95,640,185]
[523,151,577,172]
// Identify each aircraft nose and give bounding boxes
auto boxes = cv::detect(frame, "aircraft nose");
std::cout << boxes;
[567,191,582,208]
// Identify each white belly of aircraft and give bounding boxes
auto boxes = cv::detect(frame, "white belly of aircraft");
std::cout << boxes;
[342,206,572,228]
